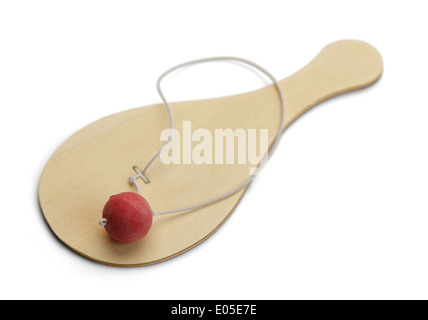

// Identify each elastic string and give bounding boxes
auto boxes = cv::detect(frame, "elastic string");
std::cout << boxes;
[133,57,286,215]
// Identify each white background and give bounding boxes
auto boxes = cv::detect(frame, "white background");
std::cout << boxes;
[1,1,428,300]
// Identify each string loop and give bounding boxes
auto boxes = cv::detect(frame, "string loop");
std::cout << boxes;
[131,57,286,215]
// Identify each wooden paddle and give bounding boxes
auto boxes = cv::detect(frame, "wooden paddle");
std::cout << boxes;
[38,39,383,266]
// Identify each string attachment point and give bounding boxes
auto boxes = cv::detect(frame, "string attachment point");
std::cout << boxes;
[129,166,150,193]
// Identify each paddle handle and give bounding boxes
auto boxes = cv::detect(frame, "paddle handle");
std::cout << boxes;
[280,40,383,129]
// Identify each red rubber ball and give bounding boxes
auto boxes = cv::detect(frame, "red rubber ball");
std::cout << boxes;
[102,192,153,243]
